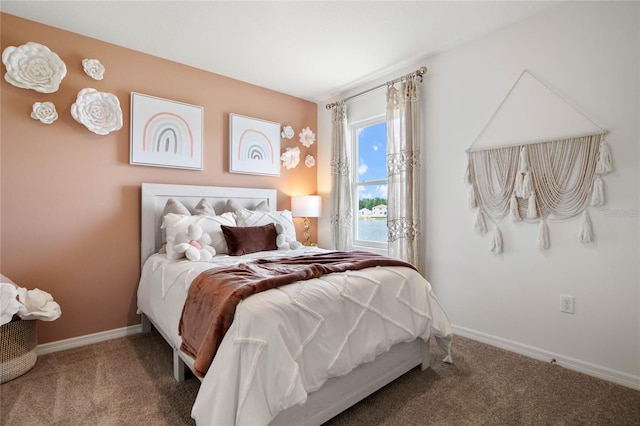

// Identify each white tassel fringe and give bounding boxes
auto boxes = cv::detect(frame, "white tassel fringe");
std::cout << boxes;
[591,175,605,206]
[527,193,538,218]
[510,194,521,222]
[474,210,487,234]
[490,227,503,254]
[469,185,478,208]
[522,172,533,199]
[537,220,549,249]
[464,160,473,184]
[578,211,594,243]
[595,141,614,174]
[514,173,524,198]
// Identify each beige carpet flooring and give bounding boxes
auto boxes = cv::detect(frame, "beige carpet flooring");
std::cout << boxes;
[1,331,638,425]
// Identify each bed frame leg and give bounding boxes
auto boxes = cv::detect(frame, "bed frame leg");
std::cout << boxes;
[139,313,189,382]
[420,339,432,371]
[173,350,187,382]
[141,313,152,333]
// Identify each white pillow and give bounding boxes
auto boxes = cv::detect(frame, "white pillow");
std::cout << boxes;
[234,209,297,243]
[163,212,236,259]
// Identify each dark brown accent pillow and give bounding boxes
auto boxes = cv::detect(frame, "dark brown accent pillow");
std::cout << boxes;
[221,223,278,256]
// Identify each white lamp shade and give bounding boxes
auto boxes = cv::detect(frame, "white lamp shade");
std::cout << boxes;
[291,195,321,218]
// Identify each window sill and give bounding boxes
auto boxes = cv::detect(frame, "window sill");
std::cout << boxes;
[351,244,388,257]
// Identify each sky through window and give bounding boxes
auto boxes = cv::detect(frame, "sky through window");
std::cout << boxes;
[357,121,387,200]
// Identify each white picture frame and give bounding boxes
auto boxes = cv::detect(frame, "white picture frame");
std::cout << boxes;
[229,113,280,176]
[130,92,203,170]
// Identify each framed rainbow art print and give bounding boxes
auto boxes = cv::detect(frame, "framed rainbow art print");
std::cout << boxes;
[229,113,281,176]
[130,92,203,170]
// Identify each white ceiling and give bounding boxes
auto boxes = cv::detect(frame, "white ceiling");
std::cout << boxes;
[1,1,560,102]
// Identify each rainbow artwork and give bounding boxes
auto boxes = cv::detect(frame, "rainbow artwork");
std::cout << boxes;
[237,129,274,164]
[142,112,194,157]
[229,113,280,175]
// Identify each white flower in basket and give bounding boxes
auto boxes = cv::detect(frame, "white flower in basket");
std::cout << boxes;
[0,283,22,326]
[0,275,58,383]
[1,275,62,326]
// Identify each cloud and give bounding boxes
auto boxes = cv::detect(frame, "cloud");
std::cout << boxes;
[376,185,388,197]
[358,159,368,175]
[372,143,380,152]
[357,186,372,199]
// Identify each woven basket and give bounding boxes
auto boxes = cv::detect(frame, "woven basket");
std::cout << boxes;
[0,319,37,383]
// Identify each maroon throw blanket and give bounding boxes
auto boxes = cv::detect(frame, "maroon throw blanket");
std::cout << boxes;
[179,250,416,378]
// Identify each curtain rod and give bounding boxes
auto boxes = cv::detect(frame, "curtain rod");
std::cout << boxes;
[325,66,428,110]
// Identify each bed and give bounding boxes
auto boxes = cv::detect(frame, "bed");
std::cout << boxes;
[136,182,453,425]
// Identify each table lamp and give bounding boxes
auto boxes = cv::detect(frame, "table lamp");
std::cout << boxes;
[291,195,321,246]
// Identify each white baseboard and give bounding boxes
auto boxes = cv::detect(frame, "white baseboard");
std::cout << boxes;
[452,325,640,391]
[37,324,143,355]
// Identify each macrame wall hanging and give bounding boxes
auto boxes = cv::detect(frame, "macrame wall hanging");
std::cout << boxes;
[465,70,614,254]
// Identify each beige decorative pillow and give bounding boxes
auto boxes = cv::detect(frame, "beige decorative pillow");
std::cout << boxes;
[193,198,216,216]
[225,199,269,213]
[163,198,191,216]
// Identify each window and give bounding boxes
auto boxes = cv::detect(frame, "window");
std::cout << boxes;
[351,117,387,249]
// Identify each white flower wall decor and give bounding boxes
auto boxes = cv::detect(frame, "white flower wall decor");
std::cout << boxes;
[30,102,58,124]
[299,126,316,148]
[82,58,105,80]
[305,154,316,168]
[2,42,67,93]
[281,125,294,139]
[281,146,300,170]
[70,88,123,135]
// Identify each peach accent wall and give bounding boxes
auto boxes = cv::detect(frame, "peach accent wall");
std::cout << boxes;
[0,14,318,344]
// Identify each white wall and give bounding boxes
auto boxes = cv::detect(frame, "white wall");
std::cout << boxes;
[317,1,639,388]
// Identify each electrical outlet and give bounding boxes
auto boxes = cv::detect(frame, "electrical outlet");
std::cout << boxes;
[560,295,575,314]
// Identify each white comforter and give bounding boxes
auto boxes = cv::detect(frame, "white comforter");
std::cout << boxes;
[137,248,452,426]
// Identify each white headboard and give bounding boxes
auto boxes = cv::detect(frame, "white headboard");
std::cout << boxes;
[140,183,278,266]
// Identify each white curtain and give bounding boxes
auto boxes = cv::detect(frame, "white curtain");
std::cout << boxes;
[386,76,421,267]
[330,101,353,250]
